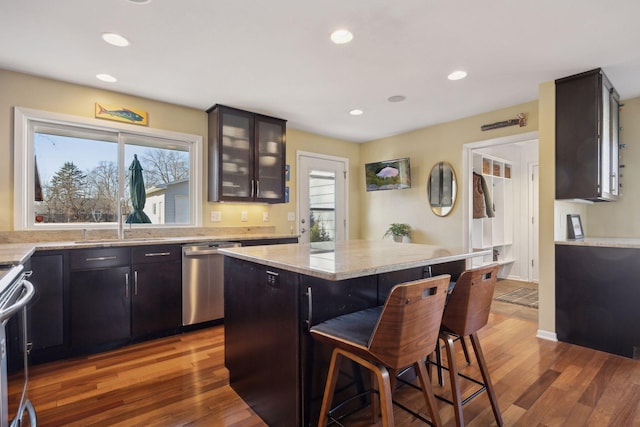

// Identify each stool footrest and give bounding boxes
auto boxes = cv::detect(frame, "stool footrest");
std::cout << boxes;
[328,388,376,425]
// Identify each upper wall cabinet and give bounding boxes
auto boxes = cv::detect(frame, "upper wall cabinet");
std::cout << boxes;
[556,68,620,201]
[207,104,286,203]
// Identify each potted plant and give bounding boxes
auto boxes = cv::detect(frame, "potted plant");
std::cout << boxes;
[383,223,412,242]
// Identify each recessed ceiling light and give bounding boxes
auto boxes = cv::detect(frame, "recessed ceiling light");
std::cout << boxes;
[448,70,468,81]
[349,109,364,116]
[128,0,152,4]
[96,73,117,83]
[330,29,354,44]
[101,32,130,47]
[387,95,406,103]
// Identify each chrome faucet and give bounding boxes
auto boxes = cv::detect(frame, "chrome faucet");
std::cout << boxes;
[118,198,126,239]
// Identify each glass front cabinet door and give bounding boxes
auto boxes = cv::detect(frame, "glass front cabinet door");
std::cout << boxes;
[208,105,286,203]
[555,68,620,201]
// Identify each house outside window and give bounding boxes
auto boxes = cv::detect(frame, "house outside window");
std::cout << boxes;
[14,107,202,230]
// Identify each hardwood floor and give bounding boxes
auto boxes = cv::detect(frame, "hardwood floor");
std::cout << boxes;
[9,291,640,426]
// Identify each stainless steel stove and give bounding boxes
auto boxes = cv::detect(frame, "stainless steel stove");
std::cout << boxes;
[0,264,36,427]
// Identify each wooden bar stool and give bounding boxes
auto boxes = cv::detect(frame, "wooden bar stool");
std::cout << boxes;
[310,275,451,427]
[436,264,503,427]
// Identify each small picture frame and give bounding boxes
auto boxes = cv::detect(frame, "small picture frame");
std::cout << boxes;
[567,214,584,240]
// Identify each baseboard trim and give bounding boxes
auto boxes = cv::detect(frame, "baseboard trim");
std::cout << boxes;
[536,329,557,342]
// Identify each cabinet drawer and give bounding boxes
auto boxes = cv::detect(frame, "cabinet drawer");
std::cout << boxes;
[131,244,181,264]
[70,247,131,270]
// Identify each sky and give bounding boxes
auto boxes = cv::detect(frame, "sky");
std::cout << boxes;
[34,133,153,184]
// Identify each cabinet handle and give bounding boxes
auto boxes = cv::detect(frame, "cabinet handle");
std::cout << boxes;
[86,256,117,262]
[125,272,129,299]
[144,252,171,257]
[305,286,313,330]
[266,270,279,287]
[251,179,255,198]
[256,180,260,197]
[134,270,138,296]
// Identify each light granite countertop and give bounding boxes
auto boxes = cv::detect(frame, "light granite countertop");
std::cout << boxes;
[218,239,492,281]
[556,237,640,249]
[0,234,296,266]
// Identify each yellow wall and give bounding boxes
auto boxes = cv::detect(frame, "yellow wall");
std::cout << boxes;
[0,69,361,236]
[359,101,539,246]
[538,81,556,335]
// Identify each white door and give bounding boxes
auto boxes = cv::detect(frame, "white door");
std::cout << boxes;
[297,152,348,244]
[529,163,539,282]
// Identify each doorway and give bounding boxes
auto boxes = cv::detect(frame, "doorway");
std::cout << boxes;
[463,131,539,283]
[529,163,539,283]
[296,151,349,244]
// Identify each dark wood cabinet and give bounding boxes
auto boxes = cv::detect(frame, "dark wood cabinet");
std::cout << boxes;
[131,244,181,338]
[556,68,620,201]
[28,252,68,363]
[70,266,131,350]
[69,247,131,352]
[556,244,640,358]
[207,104,286,203]
[224,257,300,427]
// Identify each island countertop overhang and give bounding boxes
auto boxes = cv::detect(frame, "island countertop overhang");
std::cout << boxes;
[218,239,491,281]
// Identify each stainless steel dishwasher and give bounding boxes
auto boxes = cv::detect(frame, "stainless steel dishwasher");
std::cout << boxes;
[182,242,240,326]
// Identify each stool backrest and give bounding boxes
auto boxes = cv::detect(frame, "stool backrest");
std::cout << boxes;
[369,274,450,369]
[442,264,499,337]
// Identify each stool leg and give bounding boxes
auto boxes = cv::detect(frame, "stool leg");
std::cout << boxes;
[460,335,471,365]
[374,366,395,427]
[435,340,444,386]
[469,332,503,426]
[415,361,443,427]
[443,333,464,427]
[318,349,343,427]
[371,370,379,423]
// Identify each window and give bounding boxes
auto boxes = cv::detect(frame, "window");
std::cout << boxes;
[308,171,336,242]
[15,107,202,230]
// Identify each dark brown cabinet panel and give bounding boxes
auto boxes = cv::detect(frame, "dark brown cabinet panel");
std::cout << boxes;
[29,252,66,353]
[70,265,131,350]
[131,245,181,338]
[224,257,300,427]
[556,244,640,358]
[556,68,620,201]
[207,104,286,203]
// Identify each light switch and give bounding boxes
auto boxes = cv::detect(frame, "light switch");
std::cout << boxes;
[263,212,269,222]
[210,211,222,222]
[287,212,296,221]
[241,211,248,222]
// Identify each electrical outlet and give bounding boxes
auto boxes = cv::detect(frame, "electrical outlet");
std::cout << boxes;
[210,211,221,222]
[263,212,269,222]
[287,212,296,221]
[241,211,248,222]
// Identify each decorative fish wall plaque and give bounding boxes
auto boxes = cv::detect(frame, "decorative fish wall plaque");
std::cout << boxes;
[95,103,148,125]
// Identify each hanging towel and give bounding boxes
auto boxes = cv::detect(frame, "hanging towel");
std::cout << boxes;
[473,172,495,218]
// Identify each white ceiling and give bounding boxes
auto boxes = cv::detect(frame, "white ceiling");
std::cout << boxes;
[2,0,640,143]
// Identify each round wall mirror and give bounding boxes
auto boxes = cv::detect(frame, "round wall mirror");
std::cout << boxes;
[428,161,457,217]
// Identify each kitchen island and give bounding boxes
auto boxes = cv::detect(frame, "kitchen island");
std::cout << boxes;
[219,240,491,427]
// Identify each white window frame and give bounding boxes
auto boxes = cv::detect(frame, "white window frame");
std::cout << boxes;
[14,107,203,230]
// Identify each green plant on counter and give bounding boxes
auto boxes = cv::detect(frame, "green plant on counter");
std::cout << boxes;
[383,223,412,242]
